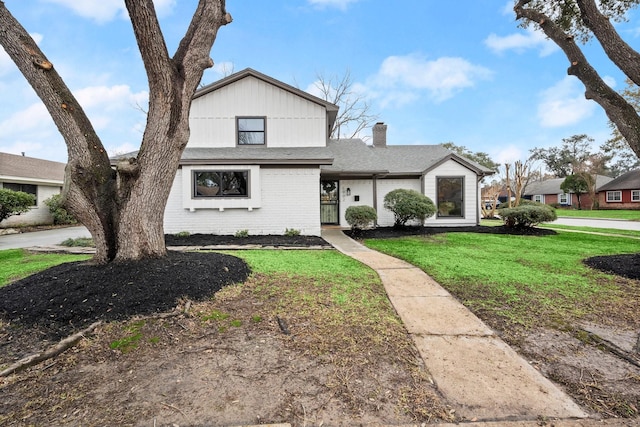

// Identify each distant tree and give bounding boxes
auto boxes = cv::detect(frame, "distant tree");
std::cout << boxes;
[514,0,640,159]
[383,189,436,227]
[529,134,596,178]
[310,70,379,139]
[441,142,500,172]
[0,189,35,223]
[560,174,590,209]
[0,1,231,263]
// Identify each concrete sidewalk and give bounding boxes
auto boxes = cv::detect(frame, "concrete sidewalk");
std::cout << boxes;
[321,228,589,423]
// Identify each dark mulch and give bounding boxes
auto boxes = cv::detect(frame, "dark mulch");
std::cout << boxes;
[165,233,331,247]
[0,251,250,341]
[344,224,557,239]
[583,253,640,281]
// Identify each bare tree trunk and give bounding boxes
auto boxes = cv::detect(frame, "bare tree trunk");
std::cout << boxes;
[505,164,512,208]
[0,1,232,263]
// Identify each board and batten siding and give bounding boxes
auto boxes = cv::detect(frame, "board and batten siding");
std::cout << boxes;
[189,76,327,148]
[423,160,480,226]
[164,167,321,236]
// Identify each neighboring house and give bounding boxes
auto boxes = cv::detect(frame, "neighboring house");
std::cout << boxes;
[523,175,613,209]
[130,68,494,236]
[597,169,640,209]
[0,152,65,227]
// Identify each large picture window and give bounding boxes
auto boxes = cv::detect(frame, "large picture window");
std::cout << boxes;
[237,117,265,145]
[194,171,249,198]
[437,177,464,217]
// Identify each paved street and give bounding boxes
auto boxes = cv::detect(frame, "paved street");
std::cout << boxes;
[0,226,90,250]
[552,217,640,231]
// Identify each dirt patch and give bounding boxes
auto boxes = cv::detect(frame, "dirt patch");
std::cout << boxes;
[0,236,451,426]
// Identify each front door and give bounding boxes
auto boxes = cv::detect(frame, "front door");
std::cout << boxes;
[320,180,339,224]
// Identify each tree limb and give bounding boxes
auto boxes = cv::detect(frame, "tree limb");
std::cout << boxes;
[0,321,102,377]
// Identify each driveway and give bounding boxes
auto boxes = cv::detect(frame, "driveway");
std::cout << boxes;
[552,217,640,231]
[0,226,90,250]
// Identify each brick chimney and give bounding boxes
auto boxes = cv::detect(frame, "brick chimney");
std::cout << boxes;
[372,122,387,148]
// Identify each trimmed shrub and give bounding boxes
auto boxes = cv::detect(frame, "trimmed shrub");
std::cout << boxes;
[383,189,436,227]
[44,194,77,225]
[284,228,301,236]
[0,188,35,222]
[499,204,557,228]
[345,205,377,230]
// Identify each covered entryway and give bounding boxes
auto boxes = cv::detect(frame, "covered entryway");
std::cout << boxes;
[320,180,339,224]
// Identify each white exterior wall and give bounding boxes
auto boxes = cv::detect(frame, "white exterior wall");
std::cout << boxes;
[337,179,374,226]
[189,76,327,148]
[424,160,480,226]
[165,167,321,236]
[375,179,422,227]
[0,184,60,227]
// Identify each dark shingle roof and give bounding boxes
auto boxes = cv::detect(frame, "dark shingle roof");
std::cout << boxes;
[0,152,65,182]
[597,169,640,191]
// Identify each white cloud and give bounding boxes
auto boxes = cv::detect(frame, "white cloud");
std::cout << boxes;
[43,0,176,23]
[74,85,148,130]
[0,103,52,136]
[492,144,522,164]
[307,0,359,10]
[537,77,596,127]
[485,28,558,57]
[370,54,493,105]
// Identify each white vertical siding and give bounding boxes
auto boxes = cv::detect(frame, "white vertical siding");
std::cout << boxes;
[375,179,422,227]
[189,76,327,148]
[164,167,321,236]
[424,160,480,226]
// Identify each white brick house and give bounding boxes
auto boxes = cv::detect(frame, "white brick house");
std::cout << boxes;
[143,69,494,236]
[0,152,65,227]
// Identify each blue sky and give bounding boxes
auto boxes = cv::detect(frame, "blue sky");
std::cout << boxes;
[0,0,637,164]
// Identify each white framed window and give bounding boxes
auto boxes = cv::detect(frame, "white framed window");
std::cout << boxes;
[606,191,622,202]
[193,170,249,198]
[533,195,544,203]
[559,193,570,205]
[632,190,640,202]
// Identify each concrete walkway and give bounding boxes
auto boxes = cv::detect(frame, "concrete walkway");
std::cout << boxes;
[321,228,589,423]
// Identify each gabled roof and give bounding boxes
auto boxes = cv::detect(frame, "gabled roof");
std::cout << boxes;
[524,175,613,195]
[321,140,494,177]
[0,152,65,183]
[194,68,339,130]
[597,169,640,191]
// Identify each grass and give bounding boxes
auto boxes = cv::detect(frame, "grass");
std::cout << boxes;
[364,231,639,329]
[555,209,640,221]
[0,249,90,287]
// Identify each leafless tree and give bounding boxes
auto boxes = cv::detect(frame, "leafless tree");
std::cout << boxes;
[0,0,232,263]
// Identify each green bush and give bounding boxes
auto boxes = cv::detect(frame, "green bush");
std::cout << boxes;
[345,205,377,230]
[499,204,557,228]
[234,229,249,238]
[284,228,301,236]
[43,194,77,225]
[0,189,35,222]
[383,189,436,227]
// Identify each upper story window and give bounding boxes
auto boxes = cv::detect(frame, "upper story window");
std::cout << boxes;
[237,117,266,145]
[194,171,249,198]
[606,190,622,202]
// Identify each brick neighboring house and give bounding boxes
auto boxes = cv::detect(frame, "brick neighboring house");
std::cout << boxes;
[597,169,640,209]
[523,175,613,209]
[0,152,66,227]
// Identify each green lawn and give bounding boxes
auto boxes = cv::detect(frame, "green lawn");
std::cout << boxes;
[364,231,639,328]
[555,209,640,221]
[0,249,90,287]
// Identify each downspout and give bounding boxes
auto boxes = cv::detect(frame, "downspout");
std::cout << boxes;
[373,174,378,226]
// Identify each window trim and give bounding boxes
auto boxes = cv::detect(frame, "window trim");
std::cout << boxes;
[632,190,640,202]
[533,194,544,204]
[606,190,622,202]
[436,176,465,218]
[236,116,266,146]
[193,170,250,199]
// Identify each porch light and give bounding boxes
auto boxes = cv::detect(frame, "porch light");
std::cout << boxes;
[346,188,351,196]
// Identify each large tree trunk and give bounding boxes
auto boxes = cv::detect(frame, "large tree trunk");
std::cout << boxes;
[0,0,231,263]
[515,0,640,159]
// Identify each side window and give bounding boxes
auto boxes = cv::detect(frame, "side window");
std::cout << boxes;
[606,191,622,202]
[193,171,249,198]
[437,177,464,217]
[632,190,640,202]
[237,117,265,145]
